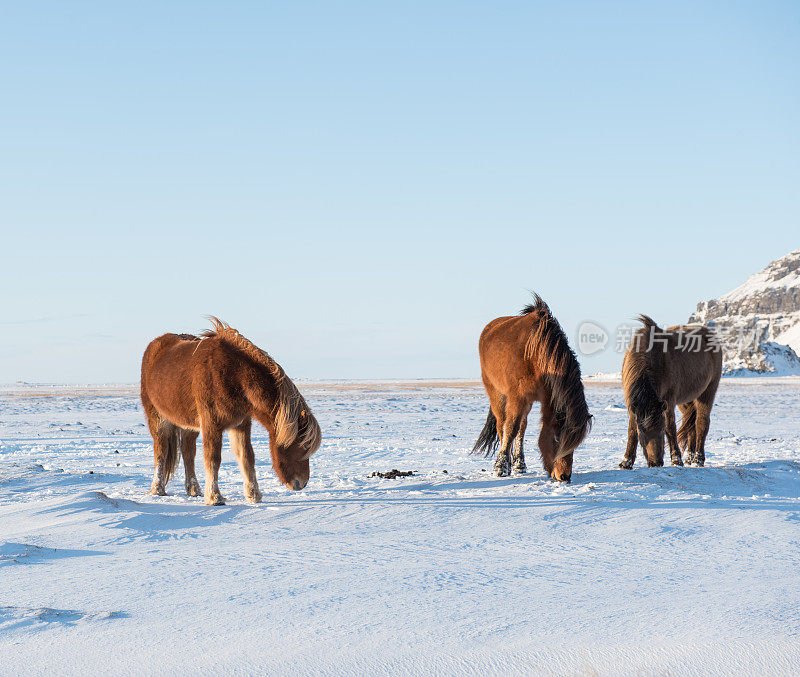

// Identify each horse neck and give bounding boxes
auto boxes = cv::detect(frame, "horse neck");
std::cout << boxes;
[546,356,585,416]
[251,407,278,439]
[242,362,282,426]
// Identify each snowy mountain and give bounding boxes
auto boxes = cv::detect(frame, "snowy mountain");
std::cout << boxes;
[689,249,800,375]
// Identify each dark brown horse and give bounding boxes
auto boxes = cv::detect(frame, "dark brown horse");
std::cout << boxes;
[620,316,722,469]
[140,318,321,505]
[473,295,592,481]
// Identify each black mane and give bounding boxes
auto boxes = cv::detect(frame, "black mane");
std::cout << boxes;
[520,292,550,316]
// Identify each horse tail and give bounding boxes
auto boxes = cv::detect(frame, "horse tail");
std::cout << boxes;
[627,370,665,430]
[163,426,181,483]
[472,408,500,457]
[623,317,666,430]
[523,294,591,457]
[677,404,697,451]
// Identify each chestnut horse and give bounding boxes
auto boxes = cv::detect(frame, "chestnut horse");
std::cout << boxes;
[140,318,321,505]
[619,315,722,469]
[473,295,592,481]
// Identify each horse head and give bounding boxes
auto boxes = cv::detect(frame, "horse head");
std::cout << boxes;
[269,408,321,491]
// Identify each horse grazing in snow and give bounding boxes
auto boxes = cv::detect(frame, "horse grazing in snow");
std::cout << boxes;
[619,315,722,469]
[140,318,321,505]
[473,295,592,481]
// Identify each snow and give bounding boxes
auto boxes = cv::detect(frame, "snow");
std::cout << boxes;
[724,342,800,376]
[2,381,800,675]
[584,371,622,381]
[776,321,800,358]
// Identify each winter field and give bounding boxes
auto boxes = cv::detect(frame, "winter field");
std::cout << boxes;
[1,379,799,675]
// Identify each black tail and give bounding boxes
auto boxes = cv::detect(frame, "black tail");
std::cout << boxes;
[677,404,697,450]
[472,408,499,458]
[629,372,666,430]
[624,315,667,431]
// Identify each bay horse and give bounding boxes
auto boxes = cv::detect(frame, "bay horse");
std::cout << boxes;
[619,315,722,469]
[473,295,592,481]
[140,318,321,505]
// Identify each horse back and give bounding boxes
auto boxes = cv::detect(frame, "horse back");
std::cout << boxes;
[666,325,722,401]
[478,314,540,394]
[636,325,722,405]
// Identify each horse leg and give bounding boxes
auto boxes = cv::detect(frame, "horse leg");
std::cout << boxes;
[678,402,697,464]
[495,402,521,477]
[692,378,719,467]
[693,403,711,467]
[146,415,179,496]
[201,424,225,505]
[494,430,513,477]
[693,393,715,468]
[664,407,683,466]
[147,421,175,496]
[229,420,262,503]
[483,379,506,447]
[512,406,531,474]
[619,411,638,469]
[142,390,170,495]
[181,430,201,497]
[482,381,508,473]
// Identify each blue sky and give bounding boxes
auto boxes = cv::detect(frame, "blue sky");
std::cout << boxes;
[1,1,798,382]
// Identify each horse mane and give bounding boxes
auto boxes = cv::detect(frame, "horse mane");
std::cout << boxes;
[522,294,591,456]
[623,315,666,429]
[520,294,548,316]
[202,317,321,454]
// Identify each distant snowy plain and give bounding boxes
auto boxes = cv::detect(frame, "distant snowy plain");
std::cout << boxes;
[1,380,799,675]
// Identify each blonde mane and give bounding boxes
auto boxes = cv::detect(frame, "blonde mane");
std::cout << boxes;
[203,317,321,454]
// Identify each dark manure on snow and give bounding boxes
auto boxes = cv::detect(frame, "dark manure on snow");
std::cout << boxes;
[369,469,416,479]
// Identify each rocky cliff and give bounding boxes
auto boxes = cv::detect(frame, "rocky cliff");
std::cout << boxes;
[689,249,800,375]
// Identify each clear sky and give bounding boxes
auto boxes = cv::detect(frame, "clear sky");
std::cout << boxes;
[1,1,798,382]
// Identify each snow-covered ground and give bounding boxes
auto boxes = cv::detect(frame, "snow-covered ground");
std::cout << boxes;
[1,380,799,675]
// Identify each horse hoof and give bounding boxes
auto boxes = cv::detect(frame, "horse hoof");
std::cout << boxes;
[148,486,167,496]
[247,493,262,503]
[205,495,225,506]
[672,459,684,467]
[618,461,633,470]
[186,484,202,497]
[494,466,510,477]
[512,465,527,475]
